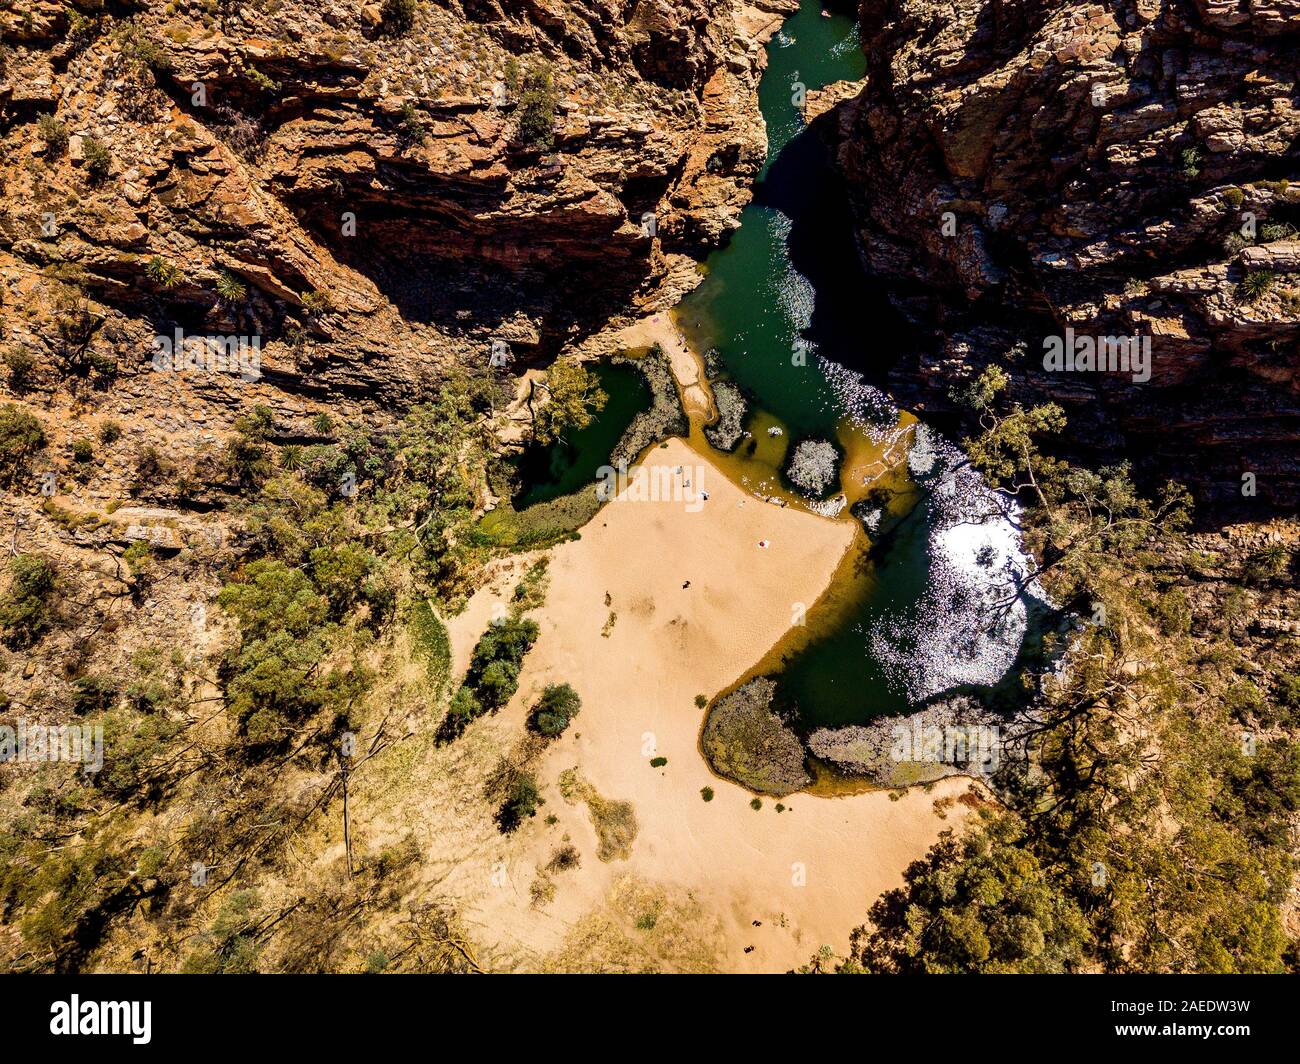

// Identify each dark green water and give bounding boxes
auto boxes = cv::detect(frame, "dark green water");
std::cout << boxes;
[512,362,651,507]
[679,1,896,439]
[680,1,1040,730]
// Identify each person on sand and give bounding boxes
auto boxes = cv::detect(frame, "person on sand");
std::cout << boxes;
[758,539,769,549]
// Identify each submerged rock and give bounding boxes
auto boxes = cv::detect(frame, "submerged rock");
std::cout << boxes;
[703,379,748,452]
[852,502,884,533]
[701,679,810,796]
[785,438,839,498]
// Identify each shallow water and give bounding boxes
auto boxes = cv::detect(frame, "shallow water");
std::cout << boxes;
[677,0,1042,730]
[513,362,651,507]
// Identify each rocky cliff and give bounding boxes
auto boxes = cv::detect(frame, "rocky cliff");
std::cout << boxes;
[0,0,794,848]
[823,0,1300,513]
[0,0,794,595]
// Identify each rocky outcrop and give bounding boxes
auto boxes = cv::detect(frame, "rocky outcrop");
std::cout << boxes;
[0,1,792,748]
[0,0,793,532]
[785,437,839,497]
[823,0,1300,512]
[808,696,1006,786]
[700,678,811,795]
[702,378,747,450]
[609,346,689,465]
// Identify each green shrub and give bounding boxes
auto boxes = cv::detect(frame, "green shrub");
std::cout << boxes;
[145,255,184,288]
[37,115,68,156]
[700,786,714,801]
[448,685,482,724]
[72,438,93,463]
[500,772,542,831]
[1240,270,1275,303]
[301,289,334,319]
[115,23,172,75]
[1275,674,1300,724]
[395,101,425,147]
[3,348,35,389]
[226,407,274,489]
[1244,544,1291,585]
[650,756,667,768]
[512,558,550,611]
[66,11,104,54]
[71,674,117,714]
[1154,587,1192,636]
[1222,231,1249,255]
[82,137,112,182]
[466,615,538,710]
[531,681,581,736]
[410,598,451,700]
[132,443,171,491]
[515,62,558,149]
[215,271,247,305]
[380,0,418,36]
[503,57,521,93]
[0,403,45,483]
[0,553,58,649]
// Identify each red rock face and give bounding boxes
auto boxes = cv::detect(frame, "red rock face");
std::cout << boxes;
[0,0,797,557]
[825,0,1300,511]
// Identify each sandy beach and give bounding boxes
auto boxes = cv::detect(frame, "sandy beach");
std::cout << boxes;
[617,312,715,424]
[444,436,975,972]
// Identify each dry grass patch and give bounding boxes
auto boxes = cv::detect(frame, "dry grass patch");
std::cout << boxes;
[557,768,638,862]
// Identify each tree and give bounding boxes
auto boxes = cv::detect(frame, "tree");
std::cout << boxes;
[0,403,45,484]
[216,560,364,749]
[499,772,542,831]
[226,406,274,489]
[515,62,558,150]
[531,682,581,736]
[844,812,1090,974]
[0,554,58,649]
[533,359,607,446]
[448,686,482,724]
[476,658,520,709]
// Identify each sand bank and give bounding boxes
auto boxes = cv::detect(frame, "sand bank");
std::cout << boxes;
[447,437,974,971]
[616,312,715,424]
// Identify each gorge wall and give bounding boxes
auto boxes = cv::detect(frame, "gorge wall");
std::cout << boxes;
[0,0,796,777]
[0,0,795,548]
[822,0,1300,514]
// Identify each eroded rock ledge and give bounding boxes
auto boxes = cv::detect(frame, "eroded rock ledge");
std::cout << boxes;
[821,0,1300,512]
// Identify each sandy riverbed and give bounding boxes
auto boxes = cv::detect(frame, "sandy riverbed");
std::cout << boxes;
[447,436,974,972]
